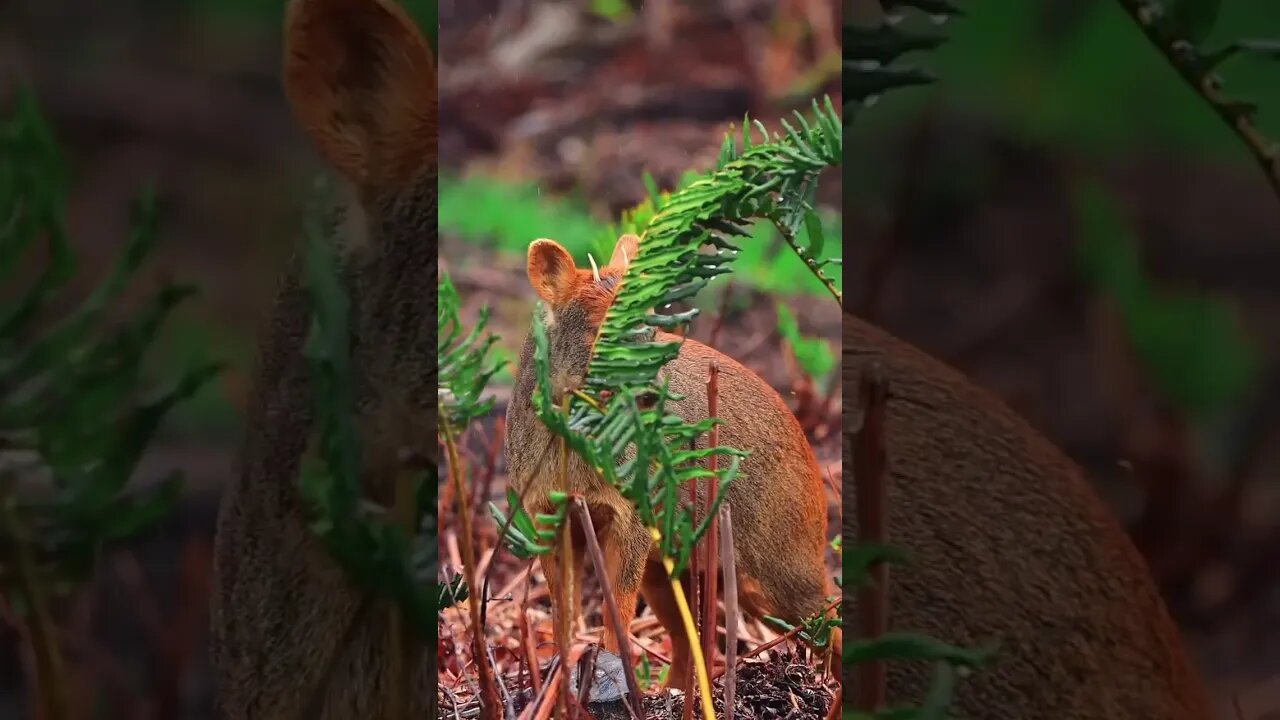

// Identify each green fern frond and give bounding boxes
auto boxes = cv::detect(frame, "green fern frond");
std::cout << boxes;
[487,487,566,559]
[591,97,842,387]
[438,272,505,429]
[436,271,508,603]
[297,179,433,638]
[525,97,841,576]
[844,1,964,121]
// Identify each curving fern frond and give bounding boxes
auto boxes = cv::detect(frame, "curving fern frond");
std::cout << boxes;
[438,273,504,430]
[1115,0,1280,204]
[843,1,964,122]
[528,97,841,577]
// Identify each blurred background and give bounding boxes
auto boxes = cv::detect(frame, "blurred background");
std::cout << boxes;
[1,1,433,718]
[845,0,1280,715]
[2,0,1279,716]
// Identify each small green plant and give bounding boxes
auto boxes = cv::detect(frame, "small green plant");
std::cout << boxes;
[776,302,837,391]
[487,486,567,559]
[436,269,508,709]
[634,652,670,691]
[0,92,221,720]
[590,0,633,23]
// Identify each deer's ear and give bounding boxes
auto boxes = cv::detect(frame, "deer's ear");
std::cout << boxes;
[283,0,436,189]
[608,234,640,270]
[528,239,578,305]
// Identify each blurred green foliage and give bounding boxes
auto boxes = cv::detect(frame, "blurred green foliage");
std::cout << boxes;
[776,303,836,390]
[848,0,1274,426]
[1162,0,1224,44]
[147,317,248,440]
[590,0,634,23]
[1,91,221,598]
[440,175,606,267]
[1074,181,1256,420]
[405,0,437,52]
[440,174,843,300]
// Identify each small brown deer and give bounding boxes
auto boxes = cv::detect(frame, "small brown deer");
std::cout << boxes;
[504,235,841,687]
[843,313,1216,719]
[209,0,436,717]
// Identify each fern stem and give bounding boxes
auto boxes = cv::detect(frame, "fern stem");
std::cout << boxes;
[773,216,842,305]
[570,497,644,716]
[651,527,716,719]
[1114,0,1280,206]
[555,398,572,720]
[699,362,721,684]
[717,505,738,714]
[441,414,502,715]
[1,503,68,720]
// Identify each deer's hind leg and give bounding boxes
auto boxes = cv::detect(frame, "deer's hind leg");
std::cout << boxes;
[595,507,650,660]
[539,536,586,642]
[736,558,840,664]
[638,558,693,689]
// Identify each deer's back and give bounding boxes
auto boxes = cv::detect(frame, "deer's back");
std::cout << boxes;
[842,313,1212,719]
[660,334,829,580]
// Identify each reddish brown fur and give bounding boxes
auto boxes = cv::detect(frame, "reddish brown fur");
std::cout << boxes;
[527,238,621,315]
[283,0,435,188]
[507,237,839,688]
[842,312,1214,719]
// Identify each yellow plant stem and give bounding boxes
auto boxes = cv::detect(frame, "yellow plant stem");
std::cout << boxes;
[651,527,716,719]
